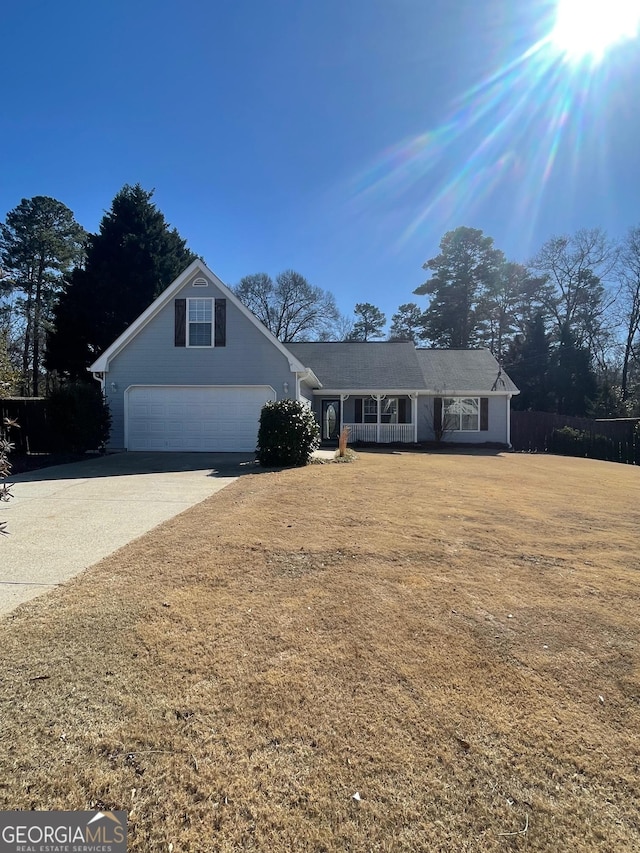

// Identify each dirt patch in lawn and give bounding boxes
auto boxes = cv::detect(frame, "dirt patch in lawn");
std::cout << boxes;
[0,450,639,851]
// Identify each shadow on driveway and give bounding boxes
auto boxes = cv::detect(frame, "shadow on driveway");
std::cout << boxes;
[9,452,262,483]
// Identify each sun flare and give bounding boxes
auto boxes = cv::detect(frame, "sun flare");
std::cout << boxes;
[551,0,640,62]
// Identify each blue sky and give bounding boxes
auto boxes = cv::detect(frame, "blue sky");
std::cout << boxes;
[2,0,639,327]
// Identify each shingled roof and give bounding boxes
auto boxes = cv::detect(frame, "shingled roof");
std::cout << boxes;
[415,349,519,393]
[287,342,518,393]
[287,341,424,390]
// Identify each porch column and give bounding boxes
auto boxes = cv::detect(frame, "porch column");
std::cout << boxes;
[411,394,418,443]
[376,394,381,443]
[339,394,345,435]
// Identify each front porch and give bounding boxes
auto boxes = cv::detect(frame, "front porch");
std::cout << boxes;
[317,393,418,444]
[343,422,415,443]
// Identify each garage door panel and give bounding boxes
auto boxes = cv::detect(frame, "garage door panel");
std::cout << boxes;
[126,386,274,452]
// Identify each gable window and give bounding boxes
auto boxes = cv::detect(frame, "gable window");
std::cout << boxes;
[188,298,213,347]
[443,397,480,431]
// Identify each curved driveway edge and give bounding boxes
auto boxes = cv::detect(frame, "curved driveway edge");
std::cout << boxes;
[0,452,256,619]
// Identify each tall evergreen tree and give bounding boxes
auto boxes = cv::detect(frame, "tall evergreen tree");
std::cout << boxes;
[548,330,598,416]
[506,313,552,411]
[388,303,425,342]
[478,262,546,362]
[47,185,197,379]
[348,303,386,341]
[0,197,85,395]
[414,226,504,348]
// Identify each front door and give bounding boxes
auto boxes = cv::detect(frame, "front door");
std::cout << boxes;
[321,399,341,441]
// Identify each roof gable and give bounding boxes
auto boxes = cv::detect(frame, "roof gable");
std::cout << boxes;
[88,260,309,374]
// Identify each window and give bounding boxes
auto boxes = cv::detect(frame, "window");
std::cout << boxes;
[381,398,398,424]
[188,298,213,347]
[443,397,480,431]
[363,398,377,423]
[362,397,399,423]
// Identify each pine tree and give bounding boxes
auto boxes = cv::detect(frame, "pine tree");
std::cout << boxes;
[47,185,197,379]
[415,226,504,348]
[348,303,386,341]
[388,303,425,342]
[0,197,85,395]
[548,330,597,416]
[506,313,552,411]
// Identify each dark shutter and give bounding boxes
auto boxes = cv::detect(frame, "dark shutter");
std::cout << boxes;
[433,397,442,431]
[175,299,186,347]
[480,397,489,431]
[398,398,408,424]
[354,398,363,423]
[214,298,226,347]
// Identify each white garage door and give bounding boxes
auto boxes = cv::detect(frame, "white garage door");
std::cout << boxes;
[126,385,276,452]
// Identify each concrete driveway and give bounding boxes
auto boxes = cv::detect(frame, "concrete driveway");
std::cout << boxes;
[0,452,257,619]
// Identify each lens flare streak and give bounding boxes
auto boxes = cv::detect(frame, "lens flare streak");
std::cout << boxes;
[348,8,636,252]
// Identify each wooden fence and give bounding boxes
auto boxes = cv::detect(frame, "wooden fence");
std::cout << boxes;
[510,411,640,464]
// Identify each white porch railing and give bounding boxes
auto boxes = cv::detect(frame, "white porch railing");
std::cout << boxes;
[344,423,415,443]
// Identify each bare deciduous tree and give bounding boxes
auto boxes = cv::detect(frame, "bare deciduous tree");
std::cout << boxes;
[235,270,339,342]
[618,226,640,402]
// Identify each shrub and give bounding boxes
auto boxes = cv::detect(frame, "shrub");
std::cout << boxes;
[47,382,111,453]
[549,426,624,462]
[257,399,320,467]
[1,417,17,536]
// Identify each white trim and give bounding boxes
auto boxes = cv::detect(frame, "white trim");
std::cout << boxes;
[88,259,312,376]
[411,393,418,443]
[314,388,423,397]
[422,389,513,397]
[506,393,512,448]
[123,383,276,450]
[313,388,512,397]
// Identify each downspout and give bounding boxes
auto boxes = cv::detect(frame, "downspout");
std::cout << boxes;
[91,371,106,396]
[294,367,316,401]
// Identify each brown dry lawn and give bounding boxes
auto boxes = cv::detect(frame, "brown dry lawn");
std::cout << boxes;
[0,450,639,852]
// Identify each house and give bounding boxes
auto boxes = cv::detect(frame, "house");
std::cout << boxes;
[89,260,519,452]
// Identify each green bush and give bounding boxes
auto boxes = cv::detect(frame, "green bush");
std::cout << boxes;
[47,382,111,453]
[257,399,320,467]
[549,426,625,462]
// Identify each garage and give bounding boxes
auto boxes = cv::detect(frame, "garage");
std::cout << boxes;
[125,385,276,452]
